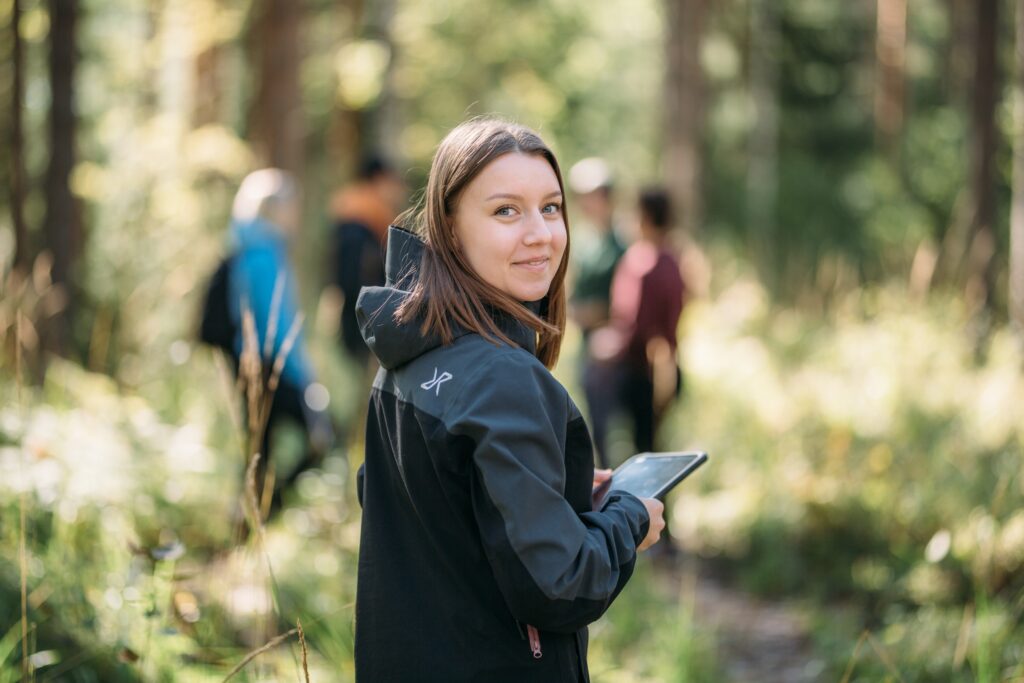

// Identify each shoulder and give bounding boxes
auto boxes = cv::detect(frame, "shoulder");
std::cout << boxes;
[653,250,684,286]
[427,336,567,419]
[449,336,559,400]
[380,334,561,417]
[619,243,655,272]
[441,341,572,439]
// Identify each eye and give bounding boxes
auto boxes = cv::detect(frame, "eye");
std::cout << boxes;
[494,205,517,217]
[542,202,562,215]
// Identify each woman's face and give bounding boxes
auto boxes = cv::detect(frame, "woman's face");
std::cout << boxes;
[451,152,567,302]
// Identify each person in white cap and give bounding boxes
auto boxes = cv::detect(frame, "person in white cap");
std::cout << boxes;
[567,158,626,469]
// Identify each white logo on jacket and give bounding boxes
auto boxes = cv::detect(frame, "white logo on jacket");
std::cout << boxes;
[421,368,453,396]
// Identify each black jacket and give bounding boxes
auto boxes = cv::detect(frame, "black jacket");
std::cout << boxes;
[353,227,651,682]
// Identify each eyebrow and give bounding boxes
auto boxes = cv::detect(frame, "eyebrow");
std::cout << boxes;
[485,191,563,201]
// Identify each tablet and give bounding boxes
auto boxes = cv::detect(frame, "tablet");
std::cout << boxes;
[593,451,708,510]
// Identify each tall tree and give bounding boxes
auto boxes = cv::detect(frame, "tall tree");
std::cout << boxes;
[746,0,780,290]
[331,0,368,177]
[362,0,399,162]
[663,0,706,236]
[1011,0,1024,334]
[963,0,999,325]
[874,0,906,155]
[328,0,399,178]
[946,0,973,102]
[249,0,304,174]
[42,0,80,355]
[10,0,28,271]
[193,38,222,127]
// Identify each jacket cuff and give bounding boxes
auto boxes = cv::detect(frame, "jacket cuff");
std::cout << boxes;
[601,491,650,547]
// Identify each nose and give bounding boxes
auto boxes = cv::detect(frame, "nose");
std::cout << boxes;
[523,209,554,246]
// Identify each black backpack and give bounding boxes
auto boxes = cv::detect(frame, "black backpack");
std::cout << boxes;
[198,255,237,354]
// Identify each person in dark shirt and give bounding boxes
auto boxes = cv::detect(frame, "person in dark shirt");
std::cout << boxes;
[567,158,626,468]
[327,156,405,366]
[591,188,686,455]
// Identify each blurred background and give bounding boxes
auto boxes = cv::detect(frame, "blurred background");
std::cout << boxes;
[2,0,1024,680]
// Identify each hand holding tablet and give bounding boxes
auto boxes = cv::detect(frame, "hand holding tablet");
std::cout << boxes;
[592,451,708,510]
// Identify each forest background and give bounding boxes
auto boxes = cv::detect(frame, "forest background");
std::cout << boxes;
[2,0,1024,681]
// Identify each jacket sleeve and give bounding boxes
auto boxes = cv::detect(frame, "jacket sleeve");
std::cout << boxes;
[445,351,650,633]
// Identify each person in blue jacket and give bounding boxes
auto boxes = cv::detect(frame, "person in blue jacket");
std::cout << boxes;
[227,169,333,514]
[353,119,666,682]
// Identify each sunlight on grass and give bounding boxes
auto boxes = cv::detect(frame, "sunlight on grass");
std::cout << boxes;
[664,277,1024,680]
[2,277,1023,680]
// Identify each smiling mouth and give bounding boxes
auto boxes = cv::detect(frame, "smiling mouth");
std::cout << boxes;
[514,257,549,268]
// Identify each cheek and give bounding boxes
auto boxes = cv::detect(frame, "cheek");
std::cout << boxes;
[552,221,568,257]
[462,224,512,281]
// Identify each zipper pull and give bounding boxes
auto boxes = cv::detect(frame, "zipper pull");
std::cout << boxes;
[527,624,542,659]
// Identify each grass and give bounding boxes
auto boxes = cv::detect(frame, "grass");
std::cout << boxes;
[661,278,1024,680]
[3,271,1022,680]
[0,271,327,681]
[0,339,718,680]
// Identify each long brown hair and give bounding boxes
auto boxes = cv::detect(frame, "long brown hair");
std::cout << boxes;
[396,118,570,369]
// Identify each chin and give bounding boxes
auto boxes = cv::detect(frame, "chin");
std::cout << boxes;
[512,283,553,302]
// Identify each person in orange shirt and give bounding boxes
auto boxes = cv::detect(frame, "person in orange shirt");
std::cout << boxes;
[327,156,406,365]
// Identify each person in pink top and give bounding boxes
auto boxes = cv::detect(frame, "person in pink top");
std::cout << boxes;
[591,188,686,455]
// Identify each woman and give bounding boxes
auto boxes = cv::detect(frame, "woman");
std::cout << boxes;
[353,119,666,682]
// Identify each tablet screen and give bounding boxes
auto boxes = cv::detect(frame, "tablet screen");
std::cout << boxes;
[595,452,707,509]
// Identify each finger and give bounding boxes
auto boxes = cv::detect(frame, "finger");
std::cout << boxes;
[593,469,613,483]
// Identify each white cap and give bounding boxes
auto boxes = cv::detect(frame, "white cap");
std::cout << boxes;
[568,157,613,195]
[232,168,298,223]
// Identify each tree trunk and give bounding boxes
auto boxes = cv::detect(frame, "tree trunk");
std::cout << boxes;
[362,0,399,163]
[42,0,80,356]
[193,44,223,127]
[332,108,364,181]
[963,0,999,330]
[663,0,706,237]
[874,0,906,156]
[10,0,29,271]
[249,0,304,175]
[746,0,780,291]
[1010,0,1024,335]
[945,0,973,102]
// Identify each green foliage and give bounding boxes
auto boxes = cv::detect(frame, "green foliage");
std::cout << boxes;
[390,0,662,190]
[0,360,241,680]
[2,0,1024,678]
[2,0,1017,370]
[663,277,1024,678]
[4,267,1024,680]
[588,564,723,682]
[0,350,718,680]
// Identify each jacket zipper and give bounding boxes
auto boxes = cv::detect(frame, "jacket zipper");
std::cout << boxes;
[527,624,542,659]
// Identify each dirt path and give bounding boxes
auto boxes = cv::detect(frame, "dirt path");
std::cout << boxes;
[696,573,824,682]
[657,560,824,682]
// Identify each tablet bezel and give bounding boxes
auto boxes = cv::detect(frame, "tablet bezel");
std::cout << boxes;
[594,451,708,509]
